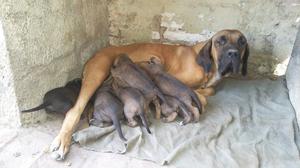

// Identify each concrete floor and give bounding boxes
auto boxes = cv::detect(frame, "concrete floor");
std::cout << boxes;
[0,115,175,168]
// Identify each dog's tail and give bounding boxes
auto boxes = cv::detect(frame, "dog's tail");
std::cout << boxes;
[21,102,49,113]
[111,112,127,142]
[189,89,202,114]
[139,110,151,134]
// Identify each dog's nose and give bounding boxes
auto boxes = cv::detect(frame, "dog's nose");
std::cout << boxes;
[227,49,239,58]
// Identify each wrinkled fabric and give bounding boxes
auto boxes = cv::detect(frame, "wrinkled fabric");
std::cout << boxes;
[73,79,300,168]
[286,27,300,129]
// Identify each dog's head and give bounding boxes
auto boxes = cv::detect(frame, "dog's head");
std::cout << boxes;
[197,29,249,77]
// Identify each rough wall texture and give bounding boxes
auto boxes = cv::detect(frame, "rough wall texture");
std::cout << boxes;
[108,0,300,78]
[0,0,109,125]
[0,20,20,127]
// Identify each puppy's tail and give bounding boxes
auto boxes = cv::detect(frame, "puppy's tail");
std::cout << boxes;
[155,89,166,103]
[21,102,49,113]
[174,98,192,125]
[111,113,127,142]
[189,89,202,114]
[139,110,151,134]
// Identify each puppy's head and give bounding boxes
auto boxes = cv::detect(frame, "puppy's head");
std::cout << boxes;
[65,78,82,90]
[139,57,163,75]
[113,53,133,68]
[197,29,249,76]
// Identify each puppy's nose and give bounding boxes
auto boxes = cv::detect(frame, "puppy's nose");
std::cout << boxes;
[227,49,238,58]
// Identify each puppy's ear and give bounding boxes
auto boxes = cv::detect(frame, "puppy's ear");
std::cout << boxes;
[150,57,161,64]
[197,39,213,73]
[113,55,124,67]
[241,44,249,76]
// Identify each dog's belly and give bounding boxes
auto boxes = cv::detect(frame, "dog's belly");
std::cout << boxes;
[102,43,206,87]
[167,63,206,88]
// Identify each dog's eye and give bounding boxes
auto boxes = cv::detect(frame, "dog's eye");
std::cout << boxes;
[238,36,246,46]
[217,36,227,46]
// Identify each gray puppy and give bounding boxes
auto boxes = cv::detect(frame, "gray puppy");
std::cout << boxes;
[161,95,192,125]
[113,82,151,134]
[140,57,202,123]
[110,54,166,119]
[90,85,127,141]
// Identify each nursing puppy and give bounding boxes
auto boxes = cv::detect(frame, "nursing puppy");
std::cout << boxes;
[140,57,202,122]
[21,78,89,116]
[90,85,127,141]
[111,54,166,119]
[112,82,151,134]
[161,95,192,125]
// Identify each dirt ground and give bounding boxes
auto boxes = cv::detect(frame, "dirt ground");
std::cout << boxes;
[0,114,174,168]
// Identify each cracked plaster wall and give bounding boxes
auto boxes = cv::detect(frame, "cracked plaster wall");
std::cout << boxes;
[0,0,109,125]
[108,0,300,78]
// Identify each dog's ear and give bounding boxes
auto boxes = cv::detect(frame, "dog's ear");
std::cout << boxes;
[150,57,161,64]
[197,39,213,73]
[241,44,249,76]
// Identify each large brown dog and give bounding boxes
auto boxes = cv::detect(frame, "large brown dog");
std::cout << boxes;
[50,29,249,160]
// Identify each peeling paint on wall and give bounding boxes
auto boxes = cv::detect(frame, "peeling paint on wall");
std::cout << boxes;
[155,12,214,45]
[108,0,300,78]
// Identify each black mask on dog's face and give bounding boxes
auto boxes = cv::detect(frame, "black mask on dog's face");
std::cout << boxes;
[215,33,248,76]
[197,30,249,77]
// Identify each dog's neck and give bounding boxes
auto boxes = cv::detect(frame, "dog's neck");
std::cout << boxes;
[192,41,206,54]
[192,41,222,87]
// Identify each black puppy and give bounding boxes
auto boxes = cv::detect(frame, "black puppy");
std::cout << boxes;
[90,85,127,141]
[22,78,83,115]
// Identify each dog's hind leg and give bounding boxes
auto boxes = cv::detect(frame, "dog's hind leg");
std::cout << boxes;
[50,54,113,160]
[124,105,138,127]
[182,98,200,122]
[162,112,177,123]
[153,98,161,119]
[195,87,215,96]
[194,91,207,112]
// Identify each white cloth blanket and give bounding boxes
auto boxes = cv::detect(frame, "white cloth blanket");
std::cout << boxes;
[72,78,300,168]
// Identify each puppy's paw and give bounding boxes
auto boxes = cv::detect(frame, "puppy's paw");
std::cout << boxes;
[161,117,168,123]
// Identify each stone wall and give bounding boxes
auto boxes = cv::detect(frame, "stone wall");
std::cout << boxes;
[108,0,300,78]
[0,0,109,125]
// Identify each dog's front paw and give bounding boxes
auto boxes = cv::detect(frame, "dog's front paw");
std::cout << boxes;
[50,134,71,161]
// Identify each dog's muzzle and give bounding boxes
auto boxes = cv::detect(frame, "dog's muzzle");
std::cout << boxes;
[219,49,241,76]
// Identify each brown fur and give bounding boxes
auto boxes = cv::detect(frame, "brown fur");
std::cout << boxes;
[49,29,249,160]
